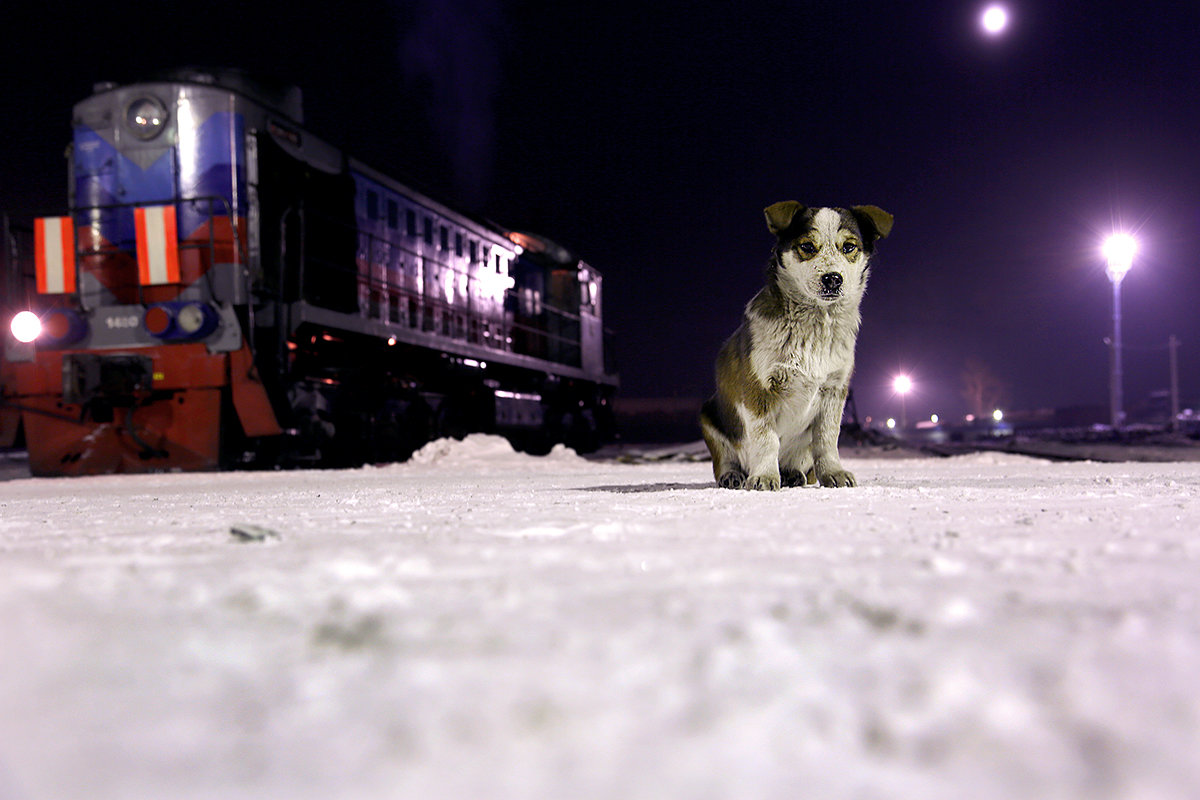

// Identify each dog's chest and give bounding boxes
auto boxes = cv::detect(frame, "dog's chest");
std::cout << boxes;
[750,313,854,396]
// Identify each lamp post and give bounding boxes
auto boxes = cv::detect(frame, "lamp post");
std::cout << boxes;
[893,374,912,431]
[1103,233,1137,430]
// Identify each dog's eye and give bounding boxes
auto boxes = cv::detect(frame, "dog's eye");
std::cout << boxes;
[841,241,858,254]
[798,242,817,255]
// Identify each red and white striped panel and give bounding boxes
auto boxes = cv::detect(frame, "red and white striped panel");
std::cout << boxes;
[134,205,181,285]
[34,217,77,294]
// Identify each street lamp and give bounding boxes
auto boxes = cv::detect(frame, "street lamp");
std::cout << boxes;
[1103,233,1137,430]
[893,374,913,430]
[981,5,1009,35]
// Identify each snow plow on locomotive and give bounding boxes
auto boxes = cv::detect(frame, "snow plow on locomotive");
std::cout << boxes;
[1,70,618,476]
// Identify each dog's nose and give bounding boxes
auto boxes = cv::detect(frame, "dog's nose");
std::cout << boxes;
[820,272,843,293]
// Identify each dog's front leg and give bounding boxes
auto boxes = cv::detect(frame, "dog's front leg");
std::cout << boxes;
[812,384,856,487]
[741,416,782,491]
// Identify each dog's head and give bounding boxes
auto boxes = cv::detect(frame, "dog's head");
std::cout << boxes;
[763,202,893,306]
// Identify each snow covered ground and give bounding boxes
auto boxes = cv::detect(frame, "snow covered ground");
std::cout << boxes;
[1,435,1198,800]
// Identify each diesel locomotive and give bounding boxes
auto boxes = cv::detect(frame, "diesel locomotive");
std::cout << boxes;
[1,69,617,476]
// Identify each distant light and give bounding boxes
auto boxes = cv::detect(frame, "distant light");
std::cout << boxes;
[993,409,1004,422]
[1103,233,1138,283]
[387,336,397,346]
[886,418,897,429]
[893,374,913,395]
[931,414,939,424]
[965,413,976,423]
[11,311,41,343]
[981,5,1008,34]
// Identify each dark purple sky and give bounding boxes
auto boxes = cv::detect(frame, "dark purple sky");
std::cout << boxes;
[4,1,1199,424]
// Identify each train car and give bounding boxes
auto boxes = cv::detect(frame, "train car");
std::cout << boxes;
[1,69,617,476]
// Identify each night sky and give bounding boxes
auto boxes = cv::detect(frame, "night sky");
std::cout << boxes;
[4,1,1200,425]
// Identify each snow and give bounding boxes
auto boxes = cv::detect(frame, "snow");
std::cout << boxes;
[1,434,1199,800]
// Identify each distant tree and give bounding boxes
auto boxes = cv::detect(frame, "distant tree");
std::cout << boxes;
[961,357,1007,418]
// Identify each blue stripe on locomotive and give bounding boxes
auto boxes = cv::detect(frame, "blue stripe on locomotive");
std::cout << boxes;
[73,112,246,252]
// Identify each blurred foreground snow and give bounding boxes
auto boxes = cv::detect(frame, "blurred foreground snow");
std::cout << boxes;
[1,435,1198,799]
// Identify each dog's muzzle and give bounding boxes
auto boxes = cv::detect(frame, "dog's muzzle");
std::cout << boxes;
[819,272,843,298]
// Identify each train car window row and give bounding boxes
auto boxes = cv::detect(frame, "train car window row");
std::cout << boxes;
[359,182,511,280]
[352,179,528,357]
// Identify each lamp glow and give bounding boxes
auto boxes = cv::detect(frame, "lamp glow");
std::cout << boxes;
[1103,233,1137,283]
[11,311,41,343]
[892,374,913,430]
[981,5,1008,34]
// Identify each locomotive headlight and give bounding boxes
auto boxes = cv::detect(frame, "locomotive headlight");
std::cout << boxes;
[11,311,42,343]
[125,96,167,140]
[176,302,212,335]
[144,301,218,341]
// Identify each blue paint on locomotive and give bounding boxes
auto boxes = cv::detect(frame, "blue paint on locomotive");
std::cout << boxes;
[72,112,246,251]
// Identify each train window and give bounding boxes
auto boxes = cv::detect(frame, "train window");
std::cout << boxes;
[440,226,449,251]
[387,199,398,229]
[367,190,379,220]
[423,217,433,245]
[455,232,464,257]
[406,209,417,237]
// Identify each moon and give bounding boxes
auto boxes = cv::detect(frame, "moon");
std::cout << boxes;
[981,5,1009,34]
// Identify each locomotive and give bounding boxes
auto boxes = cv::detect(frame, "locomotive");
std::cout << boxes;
[1,69,618,476]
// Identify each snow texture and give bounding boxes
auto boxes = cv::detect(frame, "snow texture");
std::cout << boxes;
[1,434,1198,800]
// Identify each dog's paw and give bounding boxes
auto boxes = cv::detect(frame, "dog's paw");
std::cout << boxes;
[781,469,811,487]
[744,473,782,491]
[817,469,857,488]
[716,470,747,490]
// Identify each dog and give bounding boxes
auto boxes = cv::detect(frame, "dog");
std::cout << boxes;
[700,202,893,490]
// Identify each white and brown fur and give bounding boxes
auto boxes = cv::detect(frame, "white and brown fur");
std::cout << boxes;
[700,202,893,490]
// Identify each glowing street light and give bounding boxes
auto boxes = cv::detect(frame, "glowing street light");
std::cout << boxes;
[892,374,913,430]
[1103,233,1138,429]
[1103,233,1137,283]
[981,5,1009,35]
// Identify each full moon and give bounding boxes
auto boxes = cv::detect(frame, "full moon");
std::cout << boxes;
[981,5,1009,34]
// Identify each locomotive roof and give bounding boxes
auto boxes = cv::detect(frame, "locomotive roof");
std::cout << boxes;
[92,68,305,124]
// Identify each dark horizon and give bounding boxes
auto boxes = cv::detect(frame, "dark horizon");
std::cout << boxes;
[4,1,1198,426]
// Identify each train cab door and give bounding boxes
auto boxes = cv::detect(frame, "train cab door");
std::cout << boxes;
[250,129,357,315]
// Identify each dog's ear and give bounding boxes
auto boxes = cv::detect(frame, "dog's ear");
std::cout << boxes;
[764,202,806,237]
[850,206,894,249]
